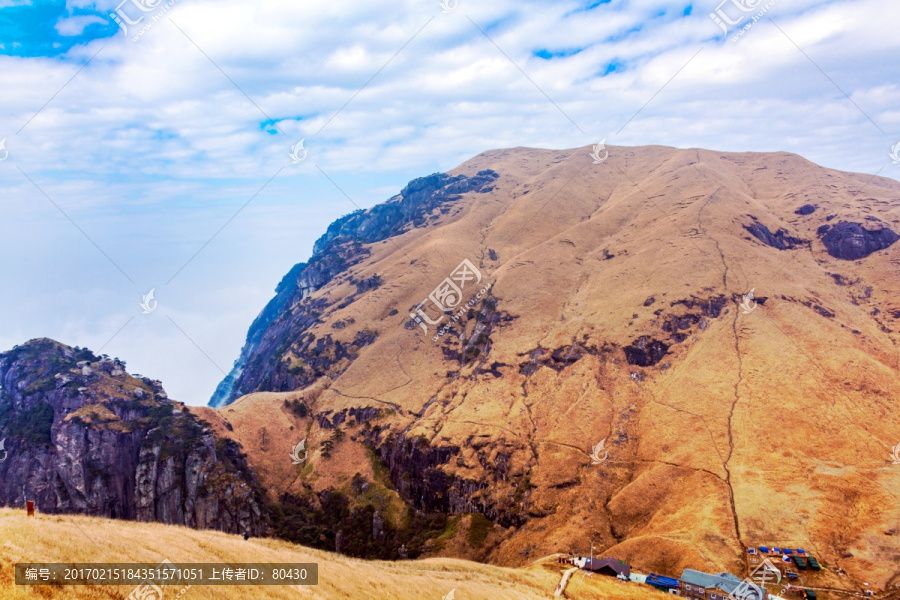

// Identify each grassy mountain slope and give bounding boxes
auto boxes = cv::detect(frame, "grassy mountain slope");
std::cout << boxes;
[206,145,900,592]
[0,507,668,600]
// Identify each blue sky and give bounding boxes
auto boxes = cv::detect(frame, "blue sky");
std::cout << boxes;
[0,0,116,56]
[1,0,898,404]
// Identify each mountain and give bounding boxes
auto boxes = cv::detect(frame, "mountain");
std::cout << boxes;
[0,339,267,535]
[0,507,666,600]
[204,145,900,593]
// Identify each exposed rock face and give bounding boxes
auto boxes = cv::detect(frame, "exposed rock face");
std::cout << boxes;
[372,433,497,519]
[623,336,670,366]
[518,343,601,376]
[0,339,266,535]
[311,171,498,255]
[744,220,806,250]
[209,169,500,407]
[817,221,899,260]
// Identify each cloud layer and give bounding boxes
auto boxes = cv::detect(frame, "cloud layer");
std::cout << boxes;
[1,0,898,404]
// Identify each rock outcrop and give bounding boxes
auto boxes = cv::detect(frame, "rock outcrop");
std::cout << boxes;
[744,219,806,250]
[623,336,670,366]
[0,339,267,535]
[817,221,899,260]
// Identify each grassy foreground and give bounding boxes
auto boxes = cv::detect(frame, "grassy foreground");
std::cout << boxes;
[0,508,669,599]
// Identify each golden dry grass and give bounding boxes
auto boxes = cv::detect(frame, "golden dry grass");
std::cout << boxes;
[0,508,669,600]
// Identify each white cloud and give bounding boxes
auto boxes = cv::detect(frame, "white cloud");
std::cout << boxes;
[55,15,106,36]
[2,0,899,403]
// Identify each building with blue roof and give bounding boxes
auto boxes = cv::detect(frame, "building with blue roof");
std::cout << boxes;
[647,573,682,593]
[680,569,768,600]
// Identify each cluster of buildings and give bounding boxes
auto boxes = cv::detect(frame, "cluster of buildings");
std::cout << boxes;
[559,544,826,600]
[750,547,822,573]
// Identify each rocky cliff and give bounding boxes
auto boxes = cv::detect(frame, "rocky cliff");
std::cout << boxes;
[0,339,267,535]
[209,169,499,407]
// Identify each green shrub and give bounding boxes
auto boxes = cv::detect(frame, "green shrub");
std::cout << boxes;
[6,402,55,446]
[268,488,454,560]
[284,399,308,418]
[288,364,306,376]
[320,438,334,458]
[467,513,492,547]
